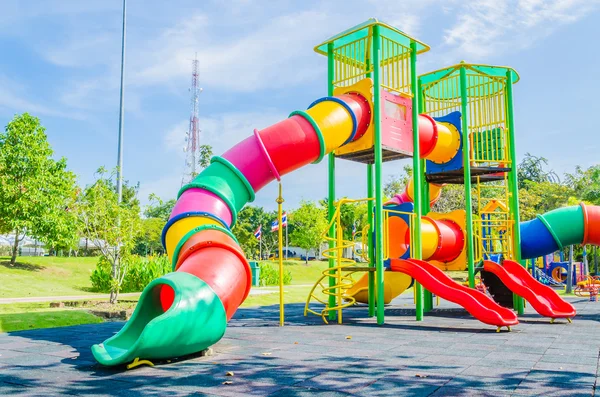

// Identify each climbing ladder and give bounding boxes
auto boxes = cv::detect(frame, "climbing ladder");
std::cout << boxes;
[304,198,373,324]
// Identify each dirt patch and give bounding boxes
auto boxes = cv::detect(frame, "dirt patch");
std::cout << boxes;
[0,261,45,271]
[41,266,70,278]
[49,300,138,321]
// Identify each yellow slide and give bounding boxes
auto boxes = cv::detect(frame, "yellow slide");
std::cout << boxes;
[345,272,412,304]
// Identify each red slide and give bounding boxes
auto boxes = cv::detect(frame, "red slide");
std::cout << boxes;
[483,260,576,319]
[390,259,518,329]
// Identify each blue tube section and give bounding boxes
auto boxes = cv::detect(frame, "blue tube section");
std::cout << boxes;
[519,218,560,260]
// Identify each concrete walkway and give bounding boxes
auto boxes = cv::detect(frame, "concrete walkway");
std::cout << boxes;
[1,294,598,396]
[0,285,293,304]
[0,293,141,304]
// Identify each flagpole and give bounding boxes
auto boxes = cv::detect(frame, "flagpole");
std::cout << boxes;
[276,183,285,326]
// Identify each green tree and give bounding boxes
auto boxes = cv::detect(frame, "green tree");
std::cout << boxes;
[517,153,560,189]
[77,167,142,303]
[199,144,213,168]
[289,201,327,263]
[518,180,574,221]
[233,206,281,259]
[0,113,79,265]
[565,165,600,205]
[144,194,176,221]
[383,164,412,198]
[134,217,164,255]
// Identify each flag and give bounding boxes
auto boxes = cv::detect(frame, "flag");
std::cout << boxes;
[271,219,279,232]
[352,223,357,238]
[254,225,262,240]
[282,212,288,227]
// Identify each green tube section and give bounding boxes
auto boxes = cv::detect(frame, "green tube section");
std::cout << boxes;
[537,205,584,248]
[92,272,227,366]
[520,203,600,260]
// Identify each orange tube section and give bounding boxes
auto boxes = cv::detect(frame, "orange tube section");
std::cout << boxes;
[388,215,464,262]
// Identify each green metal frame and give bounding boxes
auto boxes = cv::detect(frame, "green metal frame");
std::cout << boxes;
[417,77,433,313]
[373,25,385,324]
[326,42,337,321]
[459,66,476,289]
[321,20,427,325]
[409,41,424,321]
[505,70,524,315]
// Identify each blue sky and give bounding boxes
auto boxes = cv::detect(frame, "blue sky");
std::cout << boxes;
[1,0,599,211]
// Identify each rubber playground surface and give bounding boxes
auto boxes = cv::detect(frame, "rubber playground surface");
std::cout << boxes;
[1,294,598,397]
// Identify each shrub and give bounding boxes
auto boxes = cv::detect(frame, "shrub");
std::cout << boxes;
[90,255,171,293]
[259,263,292,286]
[90,255,113,292]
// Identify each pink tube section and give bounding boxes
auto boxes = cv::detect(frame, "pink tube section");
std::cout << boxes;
[170,188,234,226]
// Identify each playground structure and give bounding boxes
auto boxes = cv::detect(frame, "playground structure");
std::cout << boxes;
[91,19,599,367]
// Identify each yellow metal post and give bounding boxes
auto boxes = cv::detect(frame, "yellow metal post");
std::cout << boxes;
[336,206,344,323]
[277,183,285,326]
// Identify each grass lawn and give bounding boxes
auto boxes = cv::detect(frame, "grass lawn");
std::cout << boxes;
[0,302,103,333]
[0,257,471,332]
[0,256,99,298]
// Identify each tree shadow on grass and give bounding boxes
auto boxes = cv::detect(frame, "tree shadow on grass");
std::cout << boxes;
[0,261,45,271]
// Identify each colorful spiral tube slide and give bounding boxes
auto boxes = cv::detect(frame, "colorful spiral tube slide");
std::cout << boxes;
[91,92,376,366]
[520,203,600,259]
[483,260,576,319]
[390,259,519,327]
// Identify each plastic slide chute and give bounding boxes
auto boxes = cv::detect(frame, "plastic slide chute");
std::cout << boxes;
[483,260,576,319]
[92,92,373,366]
[520,203,600,259]
[390,259,518,328]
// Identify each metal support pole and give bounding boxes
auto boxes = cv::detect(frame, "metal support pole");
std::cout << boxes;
[373,25,385,325]
[566,245,574,294]
[410,41,424,321]
[326,42,337,321]
[367,164,375,317]
[277,183,285,326]
[116,0,127,204]
[459,65,476,289]
[505,70,524,314]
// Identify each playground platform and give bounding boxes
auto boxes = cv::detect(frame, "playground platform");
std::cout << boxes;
[1,294,598,396]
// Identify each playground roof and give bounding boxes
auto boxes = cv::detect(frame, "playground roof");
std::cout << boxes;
[419,62,519,100]
[314,18,430,57]
[420,62,519,85]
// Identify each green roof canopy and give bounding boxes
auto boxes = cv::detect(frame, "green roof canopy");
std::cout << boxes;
[314,18,430,58]
[419,62,519,100]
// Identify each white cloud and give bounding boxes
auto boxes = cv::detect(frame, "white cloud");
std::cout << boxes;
[0,75,84,120]
[130,11,332,92]
[442,0,599,59]
[163,119,189,157]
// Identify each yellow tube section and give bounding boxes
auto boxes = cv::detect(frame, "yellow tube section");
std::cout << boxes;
[165,216,224,258]
[306,101,354,153]
[420,217,440,260]
[426,122,461,164]
[406,178,443,205]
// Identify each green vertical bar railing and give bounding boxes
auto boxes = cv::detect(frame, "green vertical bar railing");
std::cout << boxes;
[326,42,337,321]
[372,25,385,325]
[459,65,476,289]
[505,70,524,315]
[367,164,375,317]
[417,77,433,313]
[410,41,424,321]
